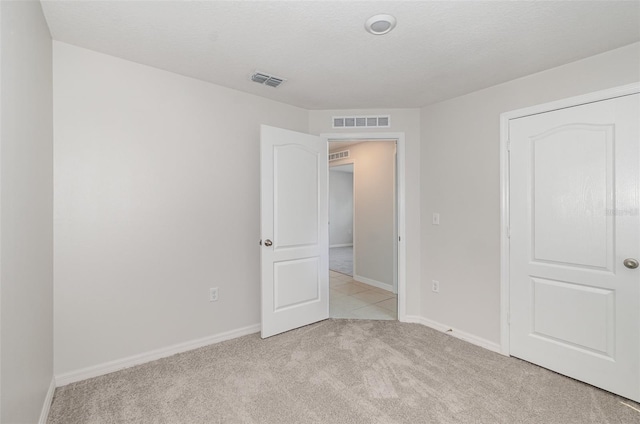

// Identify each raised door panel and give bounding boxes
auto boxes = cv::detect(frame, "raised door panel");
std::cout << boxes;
[274,257,319,310]
[531,277,614,358]
[531,124,614,270]
[274,145,319,249]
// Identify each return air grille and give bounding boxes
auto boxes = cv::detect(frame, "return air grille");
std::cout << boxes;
[332,115,391,129]
[329,150,350,161]
[251,71,285,88]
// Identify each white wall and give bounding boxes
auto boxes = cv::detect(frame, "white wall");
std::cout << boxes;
[309,109,421,315]
[0,1,54,422]
[329,169,353,247]
[330,142,395,287]
[53,42,308,376]
[420,42,640,345]
[50,25,638,387]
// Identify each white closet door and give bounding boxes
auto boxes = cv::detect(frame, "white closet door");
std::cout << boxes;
[509,94,639,401]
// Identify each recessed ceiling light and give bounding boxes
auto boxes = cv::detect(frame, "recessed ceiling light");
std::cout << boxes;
[365,14,397,35]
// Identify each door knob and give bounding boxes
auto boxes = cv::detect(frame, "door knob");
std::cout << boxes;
[264,239,273,247]
[623,258,639,269]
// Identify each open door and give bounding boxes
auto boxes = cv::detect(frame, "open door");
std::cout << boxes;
[260,125,329,338]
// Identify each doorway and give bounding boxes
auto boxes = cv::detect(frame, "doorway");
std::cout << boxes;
[260,127,407,338]
[327,138,400,320]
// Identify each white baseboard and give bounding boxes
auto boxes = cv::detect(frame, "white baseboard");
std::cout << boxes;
[353,274,393,292]
[55,323,261,387]
[38,377,56,424]
[402,315,502,355]
[329,243,353,248]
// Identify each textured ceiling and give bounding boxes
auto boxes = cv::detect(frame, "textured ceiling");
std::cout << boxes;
[41,1,640,110]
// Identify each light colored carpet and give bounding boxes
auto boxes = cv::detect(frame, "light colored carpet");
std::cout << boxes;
[330,246,353,276]
[48,320,640,424]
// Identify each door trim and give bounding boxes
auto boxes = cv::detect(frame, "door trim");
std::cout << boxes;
[499,82,640,356]
[321,132,406,321]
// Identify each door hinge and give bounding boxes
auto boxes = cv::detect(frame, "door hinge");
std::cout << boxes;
[259,239,262,246]
[398,236,401,242]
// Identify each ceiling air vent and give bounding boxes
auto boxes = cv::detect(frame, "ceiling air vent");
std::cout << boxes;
[251,71,285,88]
[332,115,391,129]
[329,150,350,162]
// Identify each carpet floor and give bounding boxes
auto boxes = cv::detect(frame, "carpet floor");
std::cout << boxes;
[330,246,353,276]
[48,320,640,424]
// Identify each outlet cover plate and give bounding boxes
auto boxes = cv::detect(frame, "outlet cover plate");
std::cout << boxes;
[432,280,440,293]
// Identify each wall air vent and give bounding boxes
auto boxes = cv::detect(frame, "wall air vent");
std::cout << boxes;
[251,71,285,88]
[332,115,391,129]
[329,150,350,162]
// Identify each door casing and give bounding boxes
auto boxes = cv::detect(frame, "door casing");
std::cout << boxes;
[499,82,640,356]
[322,132,406,321]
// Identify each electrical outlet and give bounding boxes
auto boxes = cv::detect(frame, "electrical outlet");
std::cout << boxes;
[432,280,440,293]
[209,287,219,302]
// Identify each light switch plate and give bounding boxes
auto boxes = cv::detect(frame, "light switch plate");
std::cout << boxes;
[209,287,219,302]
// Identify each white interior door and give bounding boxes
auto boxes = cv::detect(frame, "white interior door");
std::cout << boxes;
[509,93,640,401]
[260,125,328,338]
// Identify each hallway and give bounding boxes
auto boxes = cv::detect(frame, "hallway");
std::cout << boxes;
[329,270,397,320]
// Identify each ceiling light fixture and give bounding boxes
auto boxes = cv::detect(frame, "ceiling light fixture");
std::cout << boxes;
[365,14,397,35]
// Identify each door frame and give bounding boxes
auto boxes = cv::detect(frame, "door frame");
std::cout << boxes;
[322,132,406,320]
[499,82,640,356]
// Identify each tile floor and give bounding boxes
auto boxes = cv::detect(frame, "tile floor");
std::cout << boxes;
[330,270,397,320]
